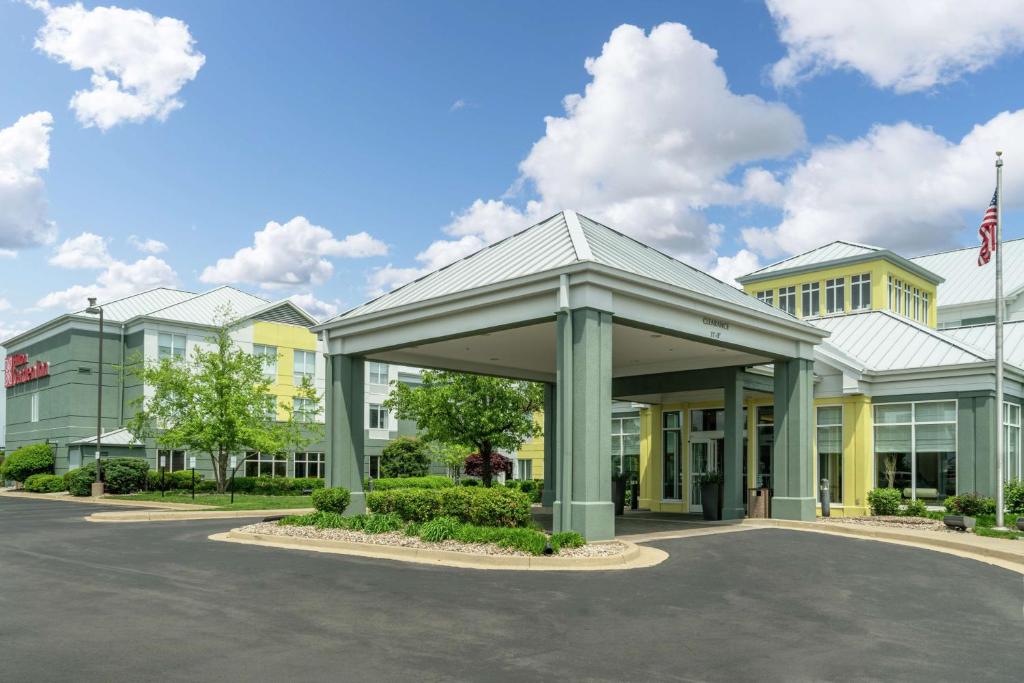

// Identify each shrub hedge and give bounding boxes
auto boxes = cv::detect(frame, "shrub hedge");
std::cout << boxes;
[505,479,544,503]
[1,444,54,482]
[369,475,454,490]
[1005,479,1024,514]
[102,457,149,494]
[312,487,351,514]
[24,473,66,493]
[867,487,902,516]
[380,436,431,478]
[228,476,325,495]
[943,492,996,516]
[65,465,97,496]
[901,498,928,517]
[366,485,532,528]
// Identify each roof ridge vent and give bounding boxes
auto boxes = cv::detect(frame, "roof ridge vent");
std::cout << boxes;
[563,210,593,261]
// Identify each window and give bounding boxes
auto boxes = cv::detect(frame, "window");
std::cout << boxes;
[1005,402,1021,483]
[756,290,774,306]
[293,350,315,385]
[817,406,843,505]
[887,275,894,310]
[851,273,871,310]
[690,408,724,432]
[30,392,39,422]
[367,455,381,480]
[912,288,921,321]
[369,403,388,430]
[801,282,820,318]
[263,395,278,421]
[293,397,315,422]
[922,292,930,325]
[611,413,640,483]
[294,452,325,478]
[244,451,286,477]
[756,406,773,489]
[158,449,186,471]
[893,279,903,314]
[904,286,911,318]
[253,344,278,381]
[662,411,683,500]
[158,332,186,360]
[825,278,845,315]
[517,459,533,480]
[778,286,796,315]
[368,361,389,385]
[874,401,956,504]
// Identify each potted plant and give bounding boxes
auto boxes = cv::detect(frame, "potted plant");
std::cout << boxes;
[612,470,629,516]
[700,471,724,521]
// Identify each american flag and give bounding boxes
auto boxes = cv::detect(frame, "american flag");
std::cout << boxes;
[978,188,998,266]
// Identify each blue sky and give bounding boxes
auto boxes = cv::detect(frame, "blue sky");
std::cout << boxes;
[1,0,1023,334]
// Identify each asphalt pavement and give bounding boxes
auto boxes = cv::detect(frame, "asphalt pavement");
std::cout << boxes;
[0,496,1021,682]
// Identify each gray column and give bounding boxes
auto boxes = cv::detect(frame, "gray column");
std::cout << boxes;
[541,382,557,507]
[771,358,815,520]
[722,369,745,519]
[553,308,614,541]
[327,353,366,514]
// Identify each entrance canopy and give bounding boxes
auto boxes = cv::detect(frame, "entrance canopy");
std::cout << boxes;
[316,211,825,378]
[314,211,828,540]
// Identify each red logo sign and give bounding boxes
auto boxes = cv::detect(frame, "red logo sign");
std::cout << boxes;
[5,353,49,388]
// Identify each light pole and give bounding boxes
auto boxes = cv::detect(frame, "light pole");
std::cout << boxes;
[85,297,104,496]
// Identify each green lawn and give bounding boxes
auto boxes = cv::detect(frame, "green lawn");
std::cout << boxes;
[110,493,314,511]
[923,510,1023,539]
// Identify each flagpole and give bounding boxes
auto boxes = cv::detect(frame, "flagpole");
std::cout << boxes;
[995,150,1006,530]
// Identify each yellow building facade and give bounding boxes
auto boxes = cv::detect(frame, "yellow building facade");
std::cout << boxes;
[252,320,321,421]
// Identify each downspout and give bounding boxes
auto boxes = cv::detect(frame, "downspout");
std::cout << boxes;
[118,322,126,424]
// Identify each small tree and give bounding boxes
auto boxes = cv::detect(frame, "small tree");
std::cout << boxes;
[125,316,323,492]
[384,371,542,487]
[380,436,430,478]
[429,441,471,481]
[464,452,512,479]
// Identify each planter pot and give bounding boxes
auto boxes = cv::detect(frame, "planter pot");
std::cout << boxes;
[942,514,975,531]
[700,482,722,521]
[612,478,626,516]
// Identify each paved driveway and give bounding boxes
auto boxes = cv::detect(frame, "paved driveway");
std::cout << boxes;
[0,497,1020,682]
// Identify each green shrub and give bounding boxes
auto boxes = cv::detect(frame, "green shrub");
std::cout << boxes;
[147,469,205,491]
[279,512,319,526]
[312,487,351,514]
[228,476,324,495]
[23,473,66,493]
[367,486,532,528]
[102,457,149,494]
[363,512,403,534]
[550,531,585,551]
[1,444,54,482]
[867,487,902,515]
[404,522,421,537]
[313,511,348,529]
[460,478,480,486]
[370,475,454,490]
[196,479,218,493]
[419,516,461,542]
[65,465,97,496]
[901,498,928,517]
[944,492,996,516]
[451,524,548,555]
[1004,480,1024,514]
[380,436,431,478]
[505,478,544,503]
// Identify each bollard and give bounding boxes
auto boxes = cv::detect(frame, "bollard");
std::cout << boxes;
[819,478,830,517]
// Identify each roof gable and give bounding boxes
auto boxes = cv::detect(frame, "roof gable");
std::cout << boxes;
[330,211,799,326]
[738,241,943,286]
[145,286,269,326]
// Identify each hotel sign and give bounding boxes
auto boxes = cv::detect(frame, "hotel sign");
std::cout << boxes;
[5,353,49,388]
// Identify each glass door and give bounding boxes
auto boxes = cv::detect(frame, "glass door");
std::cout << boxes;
[689,438,712,512]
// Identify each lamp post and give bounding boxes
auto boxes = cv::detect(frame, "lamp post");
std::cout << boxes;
[85,297,104,497]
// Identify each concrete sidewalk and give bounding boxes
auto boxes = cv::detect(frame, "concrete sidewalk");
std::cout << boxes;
[0,490,212,510]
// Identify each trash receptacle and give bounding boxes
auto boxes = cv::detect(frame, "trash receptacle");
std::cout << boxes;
[747,487,770,518]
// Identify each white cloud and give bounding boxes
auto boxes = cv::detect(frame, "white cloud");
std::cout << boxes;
[450,99,467,112]
[0,298,12,312]
[288,293,341,321]
[366,264,427,298]
[32,1,205,130]
[128,234,167,254]
[743,109,1024,259]
[200,216,388,290]
[364,234,487,297]
[767,0,1024,93]
[427,22,804,273]
[0,111,57,248]
[37,255,178,310]
[709,249,761,288]
[49,231,111,268]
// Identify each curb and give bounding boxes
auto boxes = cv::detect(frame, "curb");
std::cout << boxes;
[743,519,1024,574]
[87,508,313,523]
[0,490,210,510]
[213,529,668,571]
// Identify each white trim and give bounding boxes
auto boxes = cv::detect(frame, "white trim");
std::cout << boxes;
[871,398,958,501]
[563,210,593,261]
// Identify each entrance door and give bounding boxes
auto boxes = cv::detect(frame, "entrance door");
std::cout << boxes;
[689,437,726,513]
